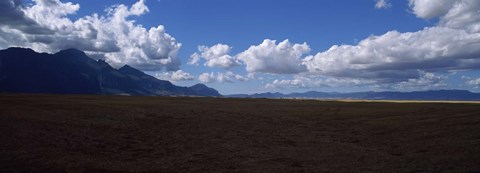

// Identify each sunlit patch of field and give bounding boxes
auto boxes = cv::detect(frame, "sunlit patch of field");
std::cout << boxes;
[1,94,479,172]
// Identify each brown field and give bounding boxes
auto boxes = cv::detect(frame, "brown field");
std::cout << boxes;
[0,94,479,172]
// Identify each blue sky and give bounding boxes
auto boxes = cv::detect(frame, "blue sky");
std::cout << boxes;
[1,0,480,94]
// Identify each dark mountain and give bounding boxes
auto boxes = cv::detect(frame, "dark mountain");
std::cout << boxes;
[228,90,480,101]
[0,47,221,97]
[189,83,221,97]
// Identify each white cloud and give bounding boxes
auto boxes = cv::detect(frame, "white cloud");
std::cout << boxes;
[439,0,480,33]
[303,0,480,86]
[0,0,52,34]
[304,27,480,81]
[408,0,455,19]
[265,71,448,91]
[188,53,201,66]
[0,0,181,71]
[198,71,250,83]
[188,44,239,68]
[198,73,215,83]
[265,76,375,89]
[389,71,448,91]
[375,0,392,9]
[462,76,480,87]
[409,0,480,32]
[23,0,80,31]
[191,39,311,74]
[155,70,194,81]
[261,0,480,90]
[237,39,310,74]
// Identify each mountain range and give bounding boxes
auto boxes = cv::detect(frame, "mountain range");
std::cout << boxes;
[228,90,480,101]
[2,47,480,101]
[0,47,220,97]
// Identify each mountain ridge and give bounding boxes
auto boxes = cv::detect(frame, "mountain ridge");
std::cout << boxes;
[228,89,480,101]
[2,47,480,100]
[0,47,220,97]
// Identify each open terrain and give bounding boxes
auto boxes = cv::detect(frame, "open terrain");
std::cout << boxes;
[0,94,479,172]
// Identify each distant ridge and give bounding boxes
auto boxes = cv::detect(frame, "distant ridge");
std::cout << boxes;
[0,47,220,97]
[228,90,480,101]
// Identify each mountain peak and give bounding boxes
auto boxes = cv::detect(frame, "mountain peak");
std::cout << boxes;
[0,47,221,97]
[55,48,86,56]
[1,47,38,56]
[54,48,93,63]
[119,64,134,70]
[118,65,146,77]
[5,47,35,52]
[190,83,208,89]
[189,83,221,97]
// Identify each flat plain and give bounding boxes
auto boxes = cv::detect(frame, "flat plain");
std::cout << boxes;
[0,94,479,172]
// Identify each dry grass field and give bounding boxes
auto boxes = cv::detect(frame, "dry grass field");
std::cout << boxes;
[0,94,479,172]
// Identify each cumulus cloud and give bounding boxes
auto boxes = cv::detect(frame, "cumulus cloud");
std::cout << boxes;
[155,70,194,81]
[265,76,375,89]
[409,0,480,32]
[198,71,250,83]
[0,0,181,71]
[265,71,448,91]
[260,0,480,91]
[439,0,480,33]
[375,0,392,9]
[302,0,480,86]
[259,0,480,91]
[389,71,448,91]
[0,0,52,34]
[188,44,239,68]
[190,39,311,74]
[188,0,480,91]
[408,0,455,19]
[237,39,310,74]
[462,76,480,87]
[304,27,480,82]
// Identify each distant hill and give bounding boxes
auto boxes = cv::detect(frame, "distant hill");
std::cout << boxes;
[0,47,220,97]
[228,90,480,101]
[189,83,221,97]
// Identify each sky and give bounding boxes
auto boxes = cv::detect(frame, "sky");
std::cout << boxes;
[1,0,480,94]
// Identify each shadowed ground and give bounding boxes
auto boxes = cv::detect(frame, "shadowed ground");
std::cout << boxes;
[0,94,479,172]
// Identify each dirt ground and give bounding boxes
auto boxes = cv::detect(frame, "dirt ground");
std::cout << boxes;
[0,94,479,172]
